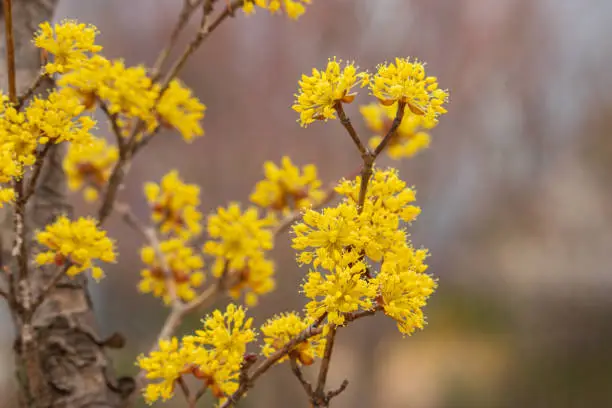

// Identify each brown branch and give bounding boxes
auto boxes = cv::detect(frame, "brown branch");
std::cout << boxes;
[373,101,406,157]
[97,98,126,150]
[22,143,52,203]
[2,0,17,103]
[313,325,337,406]
[151,0,207,81]
[334,102,368,159]
[220,309,379,408]
[16,70,47,110]
[290,358,314,397]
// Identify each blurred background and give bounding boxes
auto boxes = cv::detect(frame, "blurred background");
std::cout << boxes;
[3,0,612,407]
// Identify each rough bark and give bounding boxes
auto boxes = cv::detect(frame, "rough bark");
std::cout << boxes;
[1,1,133,407]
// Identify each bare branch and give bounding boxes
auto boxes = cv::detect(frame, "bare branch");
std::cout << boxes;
[16,70,47,109]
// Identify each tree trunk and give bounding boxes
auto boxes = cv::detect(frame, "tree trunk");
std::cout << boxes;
[1,1,133,407]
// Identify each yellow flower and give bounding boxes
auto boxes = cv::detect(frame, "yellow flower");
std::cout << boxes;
[244,0,311,19]
[250,156,324,213]
[261,312,325,365]
[361,102,432,160]
[203,203,275,276]
[138,239,205,305]
[303,258,376,325]
[373,247,436,335]
[0,188,15,207]
[184,304,256,363]
[35,216,116,280]
[144,170,203,239]
[33,20,102,74]
[370,58,448,128]
[226,255,276,307]
[292,201,362,270]
[293,57,369,127]
[137,337,196,404]
[157,80,206,142]
[63,136,119,202]
[59,56,160,132]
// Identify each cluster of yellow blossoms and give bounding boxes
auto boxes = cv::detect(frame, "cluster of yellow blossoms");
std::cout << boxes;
[64,136,119,202]
[294,169,437,334]
[144,171,203,239]
[293,57,448,159]
[138,304,256,403]
[35,20,205,145]
[244,0,311,20]
[35,216,116,280]
[249,156,324,214]
[203,203,276,306]
[139,239,205,304]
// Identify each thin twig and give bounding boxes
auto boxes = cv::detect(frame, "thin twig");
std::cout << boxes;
[334,102,368,159]
[151,0,206,81]
[290,358,314,397]
[22,144,52,202]
[313,325,337,405]
[373,101,406,157]
[16,71,47,110]
[29,264,69,316]
[98,99,126,151]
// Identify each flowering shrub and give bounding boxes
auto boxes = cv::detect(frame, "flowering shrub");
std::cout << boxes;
[0,1,448,407]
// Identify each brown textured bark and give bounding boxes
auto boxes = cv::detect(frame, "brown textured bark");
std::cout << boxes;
[1,1,133,407]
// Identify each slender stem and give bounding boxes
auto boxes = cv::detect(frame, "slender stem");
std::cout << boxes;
[16,71,47,110]
[3,0,17,103]
[29,264,69,317]
[290,358,314,397]
[23,144,52,203]
[314,326,337,403]
[334,103,368,159]
[373,101,406,157]
[151,0,206,81]
[98,99,125,150]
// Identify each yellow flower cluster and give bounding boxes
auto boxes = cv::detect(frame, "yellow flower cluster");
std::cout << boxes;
[244,0,312,20]
[250,156,324,214]
[0,89,96,206]
[293,58,369,127]
[293,57,448,132]
[64,136,119,202]
[361,102,431,159]
[36,21,206,142]
[35,216,116,280]
[370,58,448,128]
[293,169,436,334]
[144,171,203,239]
[34,20,102,74]
[203,204,276,305]
[138,239,205,305]
[260,312,325,365]
[138,304,255,404]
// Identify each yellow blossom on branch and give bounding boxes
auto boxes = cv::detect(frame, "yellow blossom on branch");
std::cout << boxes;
[302,257,376,325]
[33,20,102,74]
[361,102,432,159]
[293,57,369,127]
[250,156,324,213]
[35,216,116,280]
[370,57,448,128]
[261,312,325,365]
[63,136,119,202]
[157,80,206,142]
[203,203,275,276]
[138,239,205,305]
[144,170,203,239]
[138,304,256,404]
[373,247,436,335]
[244,0,312,19]
[226,254,276,307]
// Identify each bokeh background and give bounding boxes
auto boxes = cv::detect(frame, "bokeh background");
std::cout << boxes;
[3,0,612,407]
